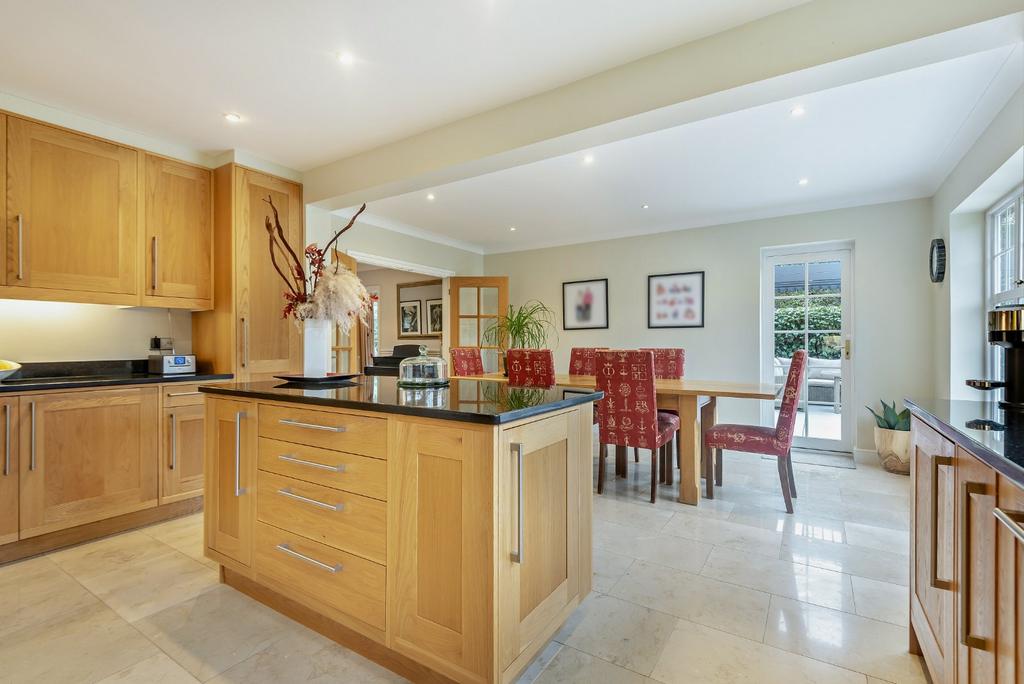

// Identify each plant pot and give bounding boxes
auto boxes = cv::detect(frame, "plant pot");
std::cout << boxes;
[302,318,332,378]
[874,426,911,475]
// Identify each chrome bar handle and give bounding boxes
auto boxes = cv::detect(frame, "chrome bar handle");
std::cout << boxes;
[3,404,9,477]
[151,236,159,292]
[16,214,24,280]
[169,413,177,470]
[278,418,346,433]
[994,507,1024,544]
[929,454,954,590]
[960,481,990,650]
[510,442,524,564]
[234,410,246,496]
[277,487,344,512]
[278,454,345,472]
[29,401,36,471]
[275,543,342,573]
[167,391,202,398]
[240,318,249,368]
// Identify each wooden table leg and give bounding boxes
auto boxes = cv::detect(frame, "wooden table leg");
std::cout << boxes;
[615,445,627,478]
[677,395,700,505]
[700,397,717,499]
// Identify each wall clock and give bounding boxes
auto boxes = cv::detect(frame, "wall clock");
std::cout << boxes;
[929,238,946,283]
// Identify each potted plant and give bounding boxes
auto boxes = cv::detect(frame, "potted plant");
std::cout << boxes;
[481,300,557,374]
[866,400,911,475]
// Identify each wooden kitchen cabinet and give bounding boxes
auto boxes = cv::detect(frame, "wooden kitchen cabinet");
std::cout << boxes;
[994,475,1024,683]
[205,397,256,567]
[0,114,6,289]
[18,387,159,538]
[161,403,206,503]
[4,117,139,304]
[192,164,302,380]
[142,154,213,309]
[0,397,18,545]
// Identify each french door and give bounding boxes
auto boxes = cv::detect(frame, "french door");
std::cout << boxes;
[761,245,853,453]
[449,276,509,373]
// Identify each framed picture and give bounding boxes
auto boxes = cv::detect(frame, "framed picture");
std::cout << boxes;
[399,300,422,337]
[648,271,704,328]
[562,278,608,330]
[426,298,444,334]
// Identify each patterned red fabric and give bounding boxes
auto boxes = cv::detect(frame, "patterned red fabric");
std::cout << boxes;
[450,347,484,376]
[640,348,685,379]
[568,347,607,375]
[704,349,808,457]
[595,350,676,449]
[507,348,555,387]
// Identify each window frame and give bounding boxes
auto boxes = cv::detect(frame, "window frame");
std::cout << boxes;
[984,184,1024,379]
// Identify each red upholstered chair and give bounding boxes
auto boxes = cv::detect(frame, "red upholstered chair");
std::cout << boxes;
[568,347,607,376]
[637,348,686,477]
[595,350,680,503]
[507,348,555,387]
[450,347,484,376]
[703,349,808,513]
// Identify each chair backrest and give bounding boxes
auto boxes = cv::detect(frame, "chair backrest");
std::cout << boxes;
[450,347,484,376]
[568,347,607,375]
[595,350,658,448]
[774,349,808,449]
[639,348,685,379]
[507,348,555,387]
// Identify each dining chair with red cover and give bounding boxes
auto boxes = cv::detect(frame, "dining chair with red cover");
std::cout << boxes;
[568,347,607,376]
[703,349,807,513]
[450,347,485,376]
[507,348,555,387]
[638,347,686,479]
[595,350,680,503]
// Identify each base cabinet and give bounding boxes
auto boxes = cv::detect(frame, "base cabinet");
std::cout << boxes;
[0,398,18,545]
[204,397,256,567]
[994,476,1024,683]
[161,403,206,503]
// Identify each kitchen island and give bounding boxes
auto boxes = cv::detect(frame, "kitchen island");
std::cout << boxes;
[200,377,601,684]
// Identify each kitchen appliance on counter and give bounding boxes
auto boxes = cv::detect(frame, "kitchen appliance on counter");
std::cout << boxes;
[148,354,197,376]
[397,346,449,387]
[967,304,1024,411]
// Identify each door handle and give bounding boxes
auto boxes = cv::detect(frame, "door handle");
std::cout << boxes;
[278,454,345,472]
[169,413,177,470]
[277,487,344,512]
[234,410,247,496]
[930,454,954,590]
[3,404,9,476]
[960,481,990,650]
[166,391,203,398]
[510,442,524,564]
[275,543,342,573]
[16,214,24,280]
[278,418,346,433]
[240,318,249,368]
[151,236,159,292]
[994,507,1024,543]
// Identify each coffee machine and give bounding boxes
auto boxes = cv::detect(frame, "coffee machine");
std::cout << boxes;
[967,304,1024,411]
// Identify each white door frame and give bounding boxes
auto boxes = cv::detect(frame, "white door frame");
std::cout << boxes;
[760,241,855,453]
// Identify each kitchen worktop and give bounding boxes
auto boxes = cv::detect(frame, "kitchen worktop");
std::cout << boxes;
[0,359,232,393]
[906,396,1024,488]
[201,376,602,424]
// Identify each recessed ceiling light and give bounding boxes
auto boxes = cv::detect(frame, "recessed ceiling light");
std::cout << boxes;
[798,178,809,186]
[337,51,356,66]
[223,112,242,123]
[426,193,435,201]
[642,204,649,209]
[509,226,516,231]
[582,154,595,165]
[790,105,806,117]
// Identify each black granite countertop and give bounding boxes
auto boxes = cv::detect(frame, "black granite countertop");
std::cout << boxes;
[0,359,232,393]
[906,397,1024,488]
[201,377,602,425]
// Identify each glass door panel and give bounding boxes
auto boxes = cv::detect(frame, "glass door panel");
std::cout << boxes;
[449,277,509,375]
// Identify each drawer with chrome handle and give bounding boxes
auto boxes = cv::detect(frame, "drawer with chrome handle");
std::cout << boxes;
[256,471,386,564]
[162,384,208,407]
[257,437,387,500]
[253,522,386,630]
[258,404,386,459]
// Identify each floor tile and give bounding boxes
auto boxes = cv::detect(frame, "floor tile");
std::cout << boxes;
[554,593,677,676]
[96,652,201,683]
[702,547,855,612]
[608,560,770,641]
[0,555,99,640]
[592,550,635,592]
[845,523,910,554]
[764,596,927,684]
[594,497,674,532]
[650,619,867,684]
[851,576,909,626]
[661,512,784,558]
[0,600,159,684]
[727,503,847,543]
[781,536,909,586]
[534,645,651,684]
[594,519,712,574]
[142,513,217,568]
[50,530,173,581]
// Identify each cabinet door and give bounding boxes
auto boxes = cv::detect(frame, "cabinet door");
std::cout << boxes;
[498,409,586,676]
[19,388,158,538]
[994,475,1024,684]
[0,114,6,288]
[955,447,997,682]
[7,118,138,297]
[205,398,255,566]
[0,397,18,545]
[143,155,213,307]
[235,168,302,378]
[161,404,205,503]
[909,417,956,684]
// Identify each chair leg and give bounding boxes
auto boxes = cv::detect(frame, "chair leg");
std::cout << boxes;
[704,444,714,499]
[634,447,639,463]
[665,439,674,486]
[650,447,658,504]
[597,444,606,494]
[777,455,794,514]
[786,449,797,498]
[658,445,666,484]
[714,447,723,486]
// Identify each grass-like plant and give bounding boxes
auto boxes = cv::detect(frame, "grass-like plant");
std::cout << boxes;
[481,300,558,349]
[866,400,910,431]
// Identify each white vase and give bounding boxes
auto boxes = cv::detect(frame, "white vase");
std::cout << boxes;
[302,318,332,378]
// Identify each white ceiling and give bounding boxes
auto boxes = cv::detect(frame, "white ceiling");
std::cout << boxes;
[347,45,1023,254]
[0,0,808,171]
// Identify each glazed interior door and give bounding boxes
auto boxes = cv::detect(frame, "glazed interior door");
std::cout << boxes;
[762,247,853,453]
[332,250,362,373]
[449,276,509,373]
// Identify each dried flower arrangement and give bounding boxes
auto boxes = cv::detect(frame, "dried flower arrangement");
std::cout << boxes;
[265,197,373,333]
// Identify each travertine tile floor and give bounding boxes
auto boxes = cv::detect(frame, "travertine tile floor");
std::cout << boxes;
[0,448,924,684]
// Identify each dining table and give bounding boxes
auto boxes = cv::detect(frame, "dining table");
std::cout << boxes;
[451,372,777,505]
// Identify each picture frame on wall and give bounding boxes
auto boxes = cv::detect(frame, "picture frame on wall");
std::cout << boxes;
[562,278,609,330]
[426,298,444,334]
[399,300,422,337]
[648,271,704,328]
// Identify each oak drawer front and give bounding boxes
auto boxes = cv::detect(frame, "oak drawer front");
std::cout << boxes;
[257,471,386,564]
[258,404,386,458]
[162,384,208,407]
[254,521,386,630]
[258,438,387,501]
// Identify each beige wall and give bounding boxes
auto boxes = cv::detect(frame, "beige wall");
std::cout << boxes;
[357,268,442,355]
[485,198,934,450]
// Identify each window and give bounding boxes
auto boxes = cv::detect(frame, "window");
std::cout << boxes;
[986,186,1024,379]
